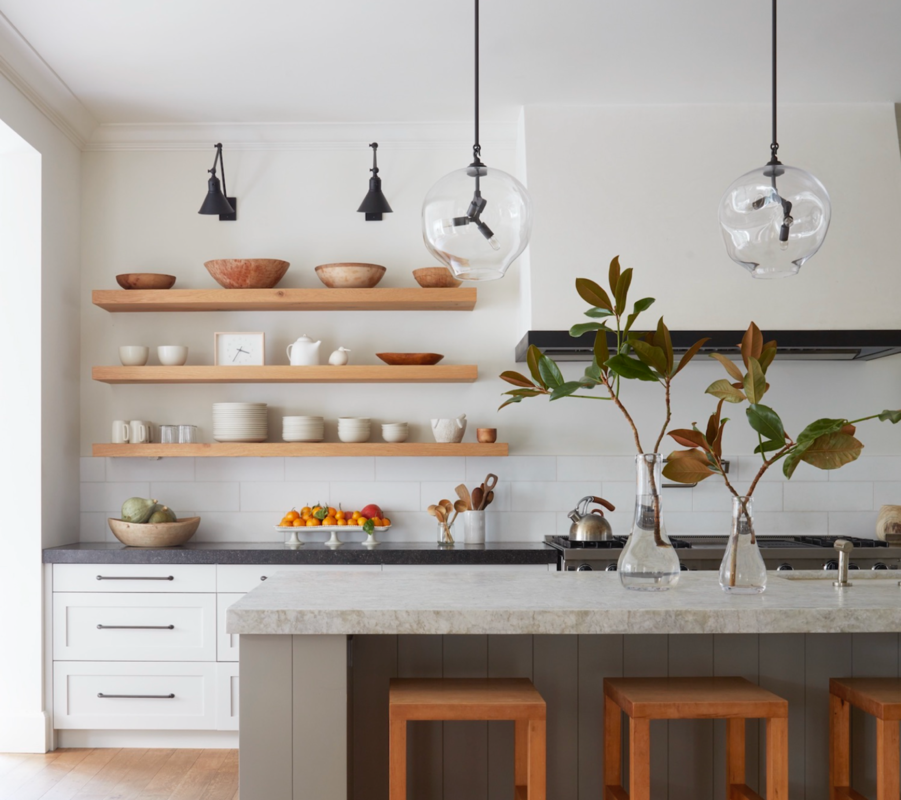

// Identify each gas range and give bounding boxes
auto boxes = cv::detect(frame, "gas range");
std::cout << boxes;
[545,535,901,572]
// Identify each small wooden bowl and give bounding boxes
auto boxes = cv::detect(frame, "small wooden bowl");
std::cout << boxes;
[412,267,463,288]
[477,428,498,443]
[315,263,386,289]
[116,273,177,290]
[204,259,290,289]
[376,353,444,366]
[107,516,201,547]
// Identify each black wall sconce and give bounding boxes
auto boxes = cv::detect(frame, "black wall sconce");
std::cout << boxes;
[357,142,392,221]
[199,143,237,221]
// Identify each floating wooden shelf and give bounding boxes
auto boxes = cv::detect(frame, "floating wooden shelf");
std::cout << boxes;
[92,365,478,385]
[92,288,477,312]
[93,443,509,458]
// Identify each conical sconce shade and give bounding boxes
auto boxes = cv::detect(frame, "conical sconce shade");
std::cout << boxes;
[358,176,393,219]
[199,174,235,216]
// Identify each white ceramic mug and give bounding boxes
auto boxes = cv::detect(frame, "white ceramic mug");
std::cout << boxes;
[119,346,149,366]
[463,510,486,544]
[111,420,129,444]
[128,420,149,443]
[157,345,188,366]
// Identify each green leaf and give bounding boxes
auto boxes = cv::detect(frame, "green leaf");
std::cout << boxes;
[674,337,711,376]
[570,321,610,338]
[662,454,716,484]
[783,442,813,478]
[706,379,747,404]
[526,345,545,388]
[879,409,901,424]
[630,339,668,375]
[314,507,328,520]
[710,352,745,382]
[754,439,785,454]
[743,357,766,404]
[758,341,778,373]
[594,331,610,374]
[362,518,375,535]
[550,381,583,401]
[633,297,655,314]
[575,278,613,312]
[500,371,535,388]
[608,255,621,295]
[740,322,764,369]
[498,396,524,411]
[585,360,602,382]
[746,404,786,444]
[800,432,864,471]
[614,268,633,316]
[584,307,614,319]
[538,354,564,389]
[653,317,674,373]
[796,418,848,445]
[605,354,658,382]
[503,388,542,397]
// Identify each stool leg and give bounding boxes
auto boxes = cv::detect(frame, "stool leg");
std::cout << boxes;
[604,696,622,794]
[527,717,546,800]
[726,718,746,799]
[766,717,788,800]
[629,717,651,800]
[389,717,407,800]
[515,719,528,788]
[876,718,900,800]
[829,693,850,800]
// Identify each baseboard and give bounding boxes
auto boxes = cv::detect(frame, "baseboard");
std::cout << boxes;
[56,729,239,749]
[0,711,52,753]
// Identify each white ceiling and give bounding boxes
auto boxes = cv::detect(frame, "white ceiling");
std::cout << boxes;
[2,0,901,125]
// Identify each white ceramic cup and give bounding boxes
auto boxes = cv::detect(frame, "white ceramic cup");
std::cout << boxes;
[111,420,129,443]
[463,510,486,544]
[157,345,188,366]
[119,346,149,366]
[128,420,149,443]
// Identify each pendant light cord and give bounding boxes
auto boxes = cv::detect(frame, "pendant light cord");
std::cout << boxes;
[472,0,483,167]
[768,0,780,165]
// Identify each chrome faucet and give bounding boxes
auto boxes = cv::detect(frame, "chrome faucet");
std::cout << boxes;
[833,539,853,588]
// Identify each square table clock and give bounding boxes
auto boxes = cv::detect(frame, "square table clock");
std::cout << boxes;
[214,332,266,366]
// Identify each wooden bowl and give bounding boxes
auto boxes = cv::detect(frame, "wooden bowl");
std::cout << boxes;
[376,353,444,366]
[412,267,462,288]
[107,516,201,547]
[204,259,290,289]
[116,273,177,290]
[477,428,498,443]
[315,263,386,289]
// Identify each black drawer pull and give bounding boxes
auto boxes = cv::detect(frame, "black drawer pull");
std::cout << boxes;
[96,575,174,581]
[97,693,175,699]
[96,624,175,630]
[260,575,268,581]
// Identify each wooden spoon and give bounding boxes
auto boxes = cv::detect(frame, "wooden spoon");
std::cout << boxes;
[481,491,494,510]
[449,499,467,527]
[439,499,453,516]
[471,486,483,511]
[455,484,472,510]
[427,504,439,518]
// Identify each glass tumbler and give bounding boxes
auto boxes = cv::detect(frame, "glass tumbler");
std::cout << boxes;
[178,425,198,443]
[160,425,178,444]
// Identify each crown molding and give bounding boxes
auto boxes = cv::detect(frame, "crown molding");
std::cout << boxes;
[0,11,97,148]
[84,120,519,152]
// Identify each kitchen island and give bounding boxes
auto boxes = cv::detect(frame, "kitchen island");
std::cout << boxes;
[229,570,901,800]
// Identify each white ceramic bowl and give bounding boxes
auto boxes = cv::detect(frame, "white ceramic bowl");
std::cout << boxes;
[381,429,409,443]
[157,345,189,366]
[338,429,371,443]
[119,345,149,366]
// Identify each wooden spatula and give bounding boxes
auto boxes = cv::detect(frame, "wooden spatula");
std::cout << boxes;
[455,484,472,510]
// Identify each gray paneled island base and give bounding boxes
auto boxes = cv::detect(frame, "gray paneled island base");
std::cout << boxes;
[228,571,901,800]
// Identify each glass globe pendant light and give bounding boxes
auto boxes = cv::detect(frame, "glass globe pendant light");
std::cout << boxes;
[718,0,831,279]
[421,0,532,281]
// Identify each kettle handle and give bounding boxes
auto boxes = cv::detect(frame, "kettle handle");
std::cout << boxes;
[286,344,293,360]
[588,496,615,514]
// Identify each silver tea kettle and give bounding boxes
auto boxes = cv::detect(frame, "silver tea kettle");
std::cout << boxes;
[568,496,616,541]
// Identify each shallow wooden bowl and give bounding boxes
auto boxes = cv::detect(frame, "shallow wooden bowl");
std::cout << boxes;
[116,273,177,290]
[107,516,201,547]
[376,353,444,366]
[204,259,290,289]
[315,263,386,289]
[412,267,462,288]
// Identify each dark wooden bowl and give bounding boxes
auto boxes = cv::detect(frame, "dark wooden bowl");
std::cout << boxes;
[116,273,177,290]
[204,259,290,289]
[376,353,445,366]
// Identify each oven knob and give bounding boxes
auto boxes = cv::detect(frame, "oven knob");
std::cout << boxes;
[872,562,888,570]
[604,564,618,572]
[679,563,689,571]
[576,564,593,571]
[776,563,793,571]
[823,560,838,570]
[849,563,860,570]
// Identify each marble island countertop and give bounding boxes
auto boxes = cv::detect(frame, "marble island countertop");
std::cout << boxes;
[227,569,901,636]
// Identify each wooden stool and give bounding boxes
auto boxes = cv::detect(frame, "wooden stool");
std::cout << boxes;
[830,678,901,800]
[389,678,546,800]
[604,677,789,800]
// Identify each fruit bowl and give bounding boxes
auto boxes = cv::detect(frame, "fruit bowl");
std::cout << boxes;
[116,273,177,290]
[107,516,201,547]
[204,259,290,289]
[412,267,462,288]
[314,263,386,289]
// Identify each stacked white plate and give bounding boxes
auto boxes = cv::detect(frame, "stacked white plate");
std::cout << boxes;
[213,403,268,443]
[381,422,409,443]
[283,415,324,442]
[338,417,371,443]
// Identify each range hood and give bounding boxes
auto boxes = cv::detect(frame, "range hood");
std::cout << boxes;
[515,330,901,363]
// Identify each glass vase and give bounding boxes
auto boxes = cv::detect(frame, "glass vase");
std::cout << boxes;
[618,454,681,591]
[719,496,767,594]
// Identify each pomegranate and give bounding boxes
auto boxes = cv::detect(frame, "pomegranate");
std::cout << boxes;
[361,503,383,520]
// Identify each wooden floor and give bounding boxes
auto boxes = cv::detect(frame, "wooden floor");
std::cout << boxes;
[0,748,238,800]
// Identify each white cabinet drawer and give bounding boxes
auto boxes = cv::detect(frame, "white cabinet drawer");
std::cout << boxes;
[381,564,553,572]
[53,662,217,730]
[216,563,381,593]
[54,564,216,593]
[217,593,243,662]
[216,662,239,730]
[53,593,217,662]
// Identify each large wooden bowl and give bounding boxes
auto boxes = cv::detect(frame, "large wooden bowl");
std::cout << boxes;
[116,273,177,290]
[376,353,444,366]
[204,259,290,289]
[412,267,462,288]
[315,263,386,288]
[107,516,201,547]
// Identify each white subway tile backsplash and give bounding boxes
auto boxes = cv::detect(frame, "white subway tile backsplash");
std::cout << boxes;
[239,482,330,513]
[783,482,873,512]
[196,457,285,482]
[692,481,782,513]
[664,512,734,535]
[829,456,901,481]
[80,457,105,483]
[510,481,601,512]
[736,456,828,483]
[827,511,879,537]
[150,481,240,512]
[80,512,110,542]
[190,512,284,542]
[328,482,421,512]
[105,457,195,482]
[557,456,635,482]
[285,457,375,482]
[466,456,556,482]
[376,457,466,482]
[753,512,829,535]
[489,512,557,542]
[874,482,901,508]
[81,482,149,512]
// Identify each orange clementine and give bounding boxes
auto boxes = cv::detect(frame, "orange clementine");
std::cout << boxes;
[292,519,304,528]
[286,510,300,521]
[306,518,321,527]
[381,517,391,527]
[337,519,347,526]
[300,507,311,516]
[335,510,345,520]
[324,516,337,526]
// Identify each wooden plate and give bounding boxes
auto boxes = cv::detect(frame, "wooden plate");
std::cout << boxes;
[376,353,444,366]
[116,273,177,290]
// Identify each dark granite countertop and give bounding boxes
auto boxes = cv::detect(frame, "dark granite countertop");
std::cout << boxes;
[43,541,558,566]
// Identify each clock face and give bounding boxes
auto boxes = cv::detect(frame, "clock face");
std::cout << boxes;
[216,333,265,366]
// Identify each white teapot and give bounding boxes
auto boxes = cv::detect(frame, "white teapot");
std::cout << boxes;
[431,414,467,443]
[286,334,321,366]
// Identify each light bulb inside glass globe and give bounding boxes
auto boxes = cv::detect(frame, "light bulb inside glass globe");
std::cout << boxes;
[718,163,831,279]
[422,165,532,281]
